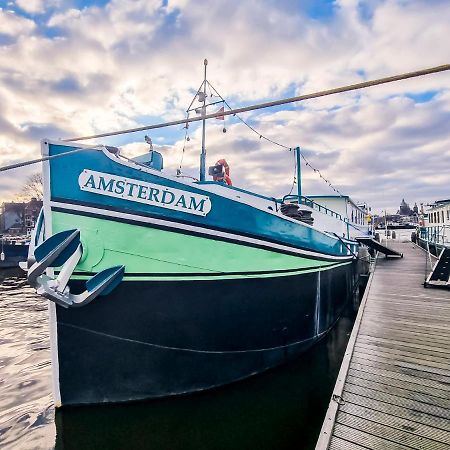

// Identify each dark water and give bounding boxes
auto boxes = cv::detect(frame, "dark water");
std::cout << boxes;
[0,269,356,450]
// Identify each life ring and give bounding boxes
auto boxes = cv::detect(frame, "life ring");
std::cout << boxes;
[213,159,232,186]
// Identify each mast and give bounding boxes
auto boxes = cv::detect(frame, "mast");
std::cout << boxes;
[200,59,208,181]
[295,146,302,200]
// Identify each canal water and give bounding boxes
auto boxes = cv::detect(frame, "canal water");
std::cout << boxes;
[0,269,356,450]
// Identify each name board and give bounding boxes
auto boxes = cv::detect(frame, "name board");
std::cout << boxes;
[78,170,211,217]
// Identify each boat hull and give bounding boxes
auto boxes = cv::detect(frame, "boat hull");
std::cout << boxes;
[34,141,360,406]
[0,244,28,268]
[416,236,448,256]
[55,261,354,406]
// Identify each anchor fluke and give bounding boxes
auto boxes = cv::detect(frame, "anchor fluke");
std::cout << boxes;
[27,229,81,288]
[71,265,125,308]
[23,227,124,308]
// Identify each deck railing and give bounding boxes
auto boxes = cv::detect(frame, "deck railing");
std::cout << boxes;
[282,195,347,222]
[420,225,450,244]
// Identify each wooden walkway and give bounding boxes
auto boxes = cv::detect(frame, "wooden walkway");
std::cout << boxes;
[316,241,450,450]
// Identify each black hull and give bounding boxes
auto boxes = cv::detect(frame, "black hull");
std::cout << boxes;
[56,263,355,406]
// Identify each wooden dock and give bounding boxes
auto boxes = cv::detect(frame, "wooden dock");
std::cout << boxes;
[316,240,450,450]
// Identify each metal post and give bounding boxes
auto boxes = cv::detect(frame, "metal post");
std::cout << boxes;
[200,59,208,182]
[384,209,388,239]
[295,146,302,202]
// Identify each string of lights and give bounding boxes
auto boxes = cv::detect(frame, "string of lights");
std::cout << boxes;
[298,152,345,197]
[206,81,345,197]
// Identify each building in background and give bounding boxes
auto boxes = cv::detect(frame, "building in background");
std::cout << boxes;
[373,198,419,229]
[0,198,42,235]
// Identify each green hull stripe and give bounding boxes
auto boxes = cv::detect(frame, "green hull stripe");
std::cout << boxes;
[69,261,352,281]
[52,211,346,278]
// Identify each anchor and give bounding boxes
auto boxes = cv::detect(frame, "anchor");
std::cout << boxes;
[22,218,124,308]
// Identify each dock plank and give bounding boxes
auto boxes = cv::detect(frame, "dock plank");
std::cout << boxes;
[349,361,450,392]
[342,392,450,432]
[329,436,369,450]
[336,412,449,450]
[355,342,448,364]
[345,375,450,409]
[332,423,410,450]
[343,383,450,419]
[347,368,450,400]
[338,402,450,445]
[316,241,450,449]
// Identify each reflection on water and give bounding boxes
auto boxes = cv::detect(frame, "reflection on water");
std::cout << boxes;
[0,269,55,450]
[1,270,355,450]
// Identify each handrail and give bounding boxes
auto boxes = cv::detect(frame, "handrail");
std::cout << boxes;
[281,195,371,235]
[282,195,345,221]
[420,224,450,244]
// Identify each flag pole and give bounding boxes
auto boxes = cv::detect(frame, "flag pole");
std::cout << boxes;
[200,59,208,182]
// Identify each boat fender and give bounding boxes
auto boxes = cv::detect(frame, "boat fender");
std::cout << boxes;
[213,159,232,186]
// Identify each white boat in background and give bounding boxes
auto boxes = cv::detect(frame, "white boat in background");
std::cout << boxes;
[416,199,450,255]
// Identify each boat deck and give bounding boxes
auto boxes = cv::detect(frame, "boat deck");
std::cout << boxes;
[316,240,450,450]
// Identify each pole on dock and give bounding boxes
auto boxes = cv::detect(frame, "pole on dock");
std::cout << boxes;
[384,209,388,239]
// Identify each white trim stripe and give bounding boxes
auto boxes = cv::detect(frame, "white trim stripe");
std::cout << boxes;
[42,140,62,407]
[50,200,352,262]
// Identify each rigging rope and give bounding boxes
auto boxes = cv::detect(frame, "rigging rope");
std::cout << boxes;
[2,64,449,176]
[207,80,345,196]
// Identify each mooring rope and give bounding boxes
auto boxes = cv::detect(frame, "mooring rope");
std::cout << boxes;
[1,64,448,173]
[62,64,450,142]
[0,145,102,173]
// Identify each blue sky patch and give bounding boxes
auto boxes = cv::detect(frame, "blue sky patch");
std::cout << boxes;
[405,90,438,103]
[305,0,336,19]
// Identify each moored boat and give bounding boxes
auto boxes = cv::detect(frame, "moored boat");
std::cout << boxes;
[1,236,29,269]
[22,65,372,407]
[415,199,450,256]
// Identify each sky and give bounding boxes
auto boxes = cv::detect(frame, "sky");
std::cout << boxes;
[0,0,449,214]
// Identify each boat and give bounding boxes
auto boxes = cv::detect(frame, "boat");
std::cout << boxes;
[0,236,29,268]
[415,199,450,255]
[22,64,372,407]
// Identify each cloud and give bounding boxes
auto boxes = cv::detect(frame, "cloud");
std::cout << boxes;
[0,8,36,35]
[0,0,449,214]
[15,0,50,14]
